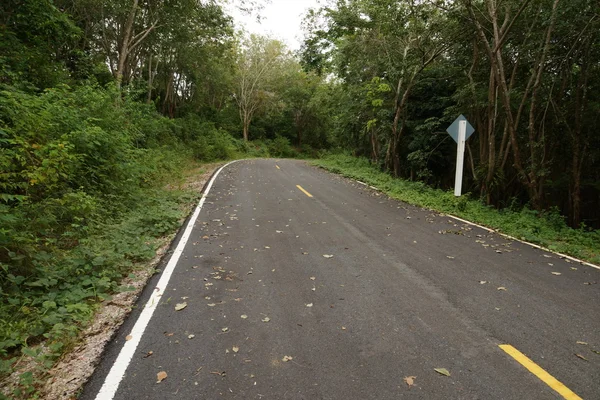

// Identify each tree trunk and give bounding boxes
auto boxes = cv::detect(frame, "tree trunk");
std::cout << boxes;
[116,0,139,89]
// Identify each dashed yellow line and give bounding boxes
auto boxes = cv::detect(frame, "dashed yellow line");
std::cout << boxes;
[296,185,313,198]
[499,345,582,400]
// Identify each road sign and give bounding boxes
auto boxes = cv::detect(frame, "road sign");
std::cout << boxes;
[446,115,475,197]
[446,114,474,143]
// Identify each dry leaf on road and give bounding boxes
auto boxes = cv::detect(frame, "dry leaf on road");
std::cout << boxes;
[551,272,562,276]
[306,303,313,307]
[156,371,167,383]
[434,368,451,376]
[576,341,588,345]
[575,353,588,361]
[175,302,187,311]
[323,254,334,258]
[282,355,293,362]
[497,287,507,291]
[125,335,132,341]
[232,346,239,353]
[262,317,270,323]
[404,376,416,388]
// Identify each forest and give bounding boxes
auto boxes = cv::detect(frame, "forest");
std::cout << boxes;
[0,0,599,396]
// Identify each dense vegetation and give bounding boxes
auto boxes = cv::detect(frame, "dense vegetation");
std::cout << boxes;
[0,0,327,396]
[302,0,600,229]
[1,0,599,396]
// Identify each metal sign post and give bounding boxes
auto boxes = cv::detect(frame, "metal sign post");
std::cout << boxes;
[446,115,475,197]
[454,120,466,196]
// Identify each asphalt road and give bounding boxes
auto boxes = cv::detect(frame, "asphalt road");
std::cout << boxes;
[82,159,600,400]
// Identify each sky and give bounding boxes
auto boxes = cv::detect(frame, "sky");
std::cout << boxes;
[227,0,323,51]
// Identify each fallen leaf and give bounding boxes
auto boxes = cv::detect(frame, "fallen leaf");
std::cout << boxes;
[570,267,578,271]
[188,334,195,339]
[262,317,270,323]
[592,350,600,355]
[495,250,502,254]
[479,281,488,284]
[323,254,334,258]
[175,302,187,311]
[221,327,229,332]
[434,368,451,377]
[576,341,588,345]
[543,255,552,258]
[232,346,239,353]
[143,351,153,358]
[341,326,346,330]
[310,277,316,280]
[282,355,293,362]
[551,271,561,275]
[446,256,455,259]
[497,287,507,291]
[306,303,313,307]
[241,314,248,319]
[575,353,588,361]
[125,335,132,341]
[164,332,174,337]
[156,371,167,383]
[276,230,283,233]
[404,376,416,388]
[207,303,216,307]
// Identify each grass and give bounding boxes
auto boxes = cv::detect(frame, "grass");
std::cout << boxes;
[313,153,600,265]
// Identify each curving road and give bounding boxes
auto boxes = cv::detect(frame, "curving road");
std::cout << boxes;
[82,159,600,400]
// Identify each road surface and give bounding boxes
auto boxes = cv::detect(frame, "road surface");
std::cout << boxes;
[82,159,600,399]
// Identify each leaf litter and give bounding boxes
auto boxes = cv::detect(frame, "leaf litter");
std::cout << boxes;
[175,302,187,311]
[434,368,451,377]
[404,376,416,388]
[156,371,167,383]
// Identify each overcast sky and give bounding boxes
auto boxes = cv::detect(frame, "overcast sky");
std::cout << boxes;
[227,0,323,50]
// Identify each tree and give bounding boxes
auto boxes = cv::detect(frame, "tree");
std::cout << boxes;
[233,35,288,141]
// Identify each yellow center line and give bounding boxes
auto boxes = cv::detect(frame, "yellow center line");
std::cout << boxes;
[499,345,582,400]
[276,165,280,169]
[296,185,313,198]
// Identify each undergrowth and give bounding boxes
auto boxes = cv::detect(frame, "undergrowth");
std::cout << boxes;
[314,154,600,265]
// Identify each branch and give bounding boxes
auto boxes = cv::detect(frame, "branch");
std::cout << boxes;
[128,20,159,53]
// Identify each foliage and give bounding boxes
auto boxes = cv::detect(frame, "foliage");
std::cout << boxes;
[302,0,600,228]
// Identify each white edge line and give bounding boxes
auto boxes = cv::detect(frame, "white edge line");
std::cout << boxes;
[95,159,241,400]
[348,179,600,272]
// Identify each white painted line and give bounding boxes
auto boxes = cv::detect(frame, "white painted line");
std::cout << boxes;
[346,177,600,272]
[444,213,600,271]
[95,159,241,400]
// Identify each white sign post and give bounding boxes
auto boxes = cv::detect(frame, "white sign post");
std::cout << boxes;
[446,115,475,197]
[454,120,466,196]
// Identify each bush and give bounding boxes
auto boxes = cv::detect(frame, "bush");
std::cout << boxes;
[0,84,198,373]
[267,136,297,158]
